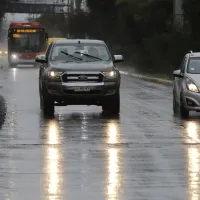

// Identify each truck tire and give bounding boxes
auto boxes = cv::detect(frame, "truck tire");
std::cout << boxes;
[102,91,120,115]
[40,84,54,117]
[40,94,54,117]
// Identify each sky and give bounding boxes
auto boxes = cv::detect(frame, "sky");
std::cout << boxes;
[2,13,31,30]
[6,13,28,22]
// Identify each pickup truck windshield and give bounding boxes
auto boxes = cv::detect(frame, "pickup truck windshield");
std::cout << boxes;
[50,43,111,62]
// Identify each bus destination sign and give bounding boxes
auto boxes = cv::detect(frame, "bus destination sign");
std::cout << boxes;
[16,29,37,33]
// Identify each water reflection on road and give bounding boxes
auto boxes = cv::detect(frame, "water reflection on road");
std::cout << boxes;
[39,112,123,200]
[41,119,63,200]
[184,121,200,200]
[106,120,121,200]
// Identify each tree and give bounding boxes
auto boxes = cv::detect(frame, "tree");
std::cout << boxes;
[0,0,12,41]
[36,13,68,37]
[116,0,173,36]
[182,0,200,41]
[75,0,82,11]
[86,0,117,46]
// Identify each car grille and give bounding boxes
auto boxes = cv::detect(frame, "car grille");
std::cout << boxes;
[63,89,101,95]
[61,72,104,83]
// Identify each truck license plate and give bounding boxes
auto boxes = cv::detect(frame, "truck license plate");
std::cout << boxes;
[73,86,90,92]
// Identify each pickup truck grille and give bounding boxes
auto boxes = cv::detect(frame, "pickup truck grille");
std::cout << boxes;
[61,72,104,83]
[63,89,101,95]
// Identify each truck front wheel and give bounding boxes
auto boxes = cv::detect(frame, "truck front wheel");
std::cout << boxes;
[40,93,54,117]
[102,91,120,115]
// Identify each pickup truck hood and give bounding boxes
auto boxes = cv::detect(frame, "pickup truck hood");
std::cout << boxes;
[48,61,114,72]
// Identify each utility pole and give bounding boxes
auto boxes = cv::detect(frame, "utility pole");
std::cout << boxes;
[173,0,183,25]
[75,0,81,11]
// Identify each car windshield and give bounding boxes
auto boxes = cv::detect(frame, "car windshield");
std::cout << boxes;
[50,43,111,62]
[187,58,200,74]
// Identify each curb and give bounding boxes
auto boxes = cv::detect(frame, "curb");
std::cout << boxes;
[120,70,173,85]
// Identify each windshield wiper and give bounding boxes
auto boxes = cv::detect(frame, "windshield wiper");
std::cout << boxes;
[75,51,102,60]
[61,51,82,61]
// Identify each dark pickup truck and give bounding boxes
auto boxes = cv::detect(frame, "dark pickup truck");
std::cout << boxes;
[36,39,124,117]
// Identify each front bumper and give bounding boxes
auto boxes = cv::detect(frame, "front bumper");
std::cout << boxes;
[0,50,8,56]
[183,90,200,111]
[10,58,35,65]
[0,53,7,57]
[45,81,119,105]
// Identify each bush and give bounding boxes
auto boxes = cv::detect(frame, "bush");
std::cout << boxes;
[135,28,194,75]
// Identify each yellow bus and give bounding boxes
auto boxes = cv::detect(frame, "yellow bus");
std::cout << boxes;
[46,37,66,52]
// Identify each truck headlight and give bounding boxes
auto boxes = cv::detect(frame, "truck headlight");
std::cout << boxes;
[186,78,199,92]
[103,71,117,79]
[47,71,62,79]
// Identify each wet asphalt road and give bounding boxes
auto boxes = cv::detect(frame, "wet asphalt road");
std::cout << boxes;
[0,57,200,200]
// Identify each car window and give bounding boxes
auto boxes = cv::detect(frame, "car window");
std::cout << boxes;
[187,58,200,74]
[50,43,111,62]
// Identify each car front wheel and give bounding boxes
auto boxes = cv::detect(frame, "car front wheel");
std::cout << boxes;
[102,91,120,115]
[180,95,189,118]
[173,92,178,115]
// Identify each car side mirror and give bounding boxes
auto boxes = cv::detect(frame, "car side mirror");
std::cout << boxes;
[35,54,47,63]
[113,55,124,63]
[173,69,183,78]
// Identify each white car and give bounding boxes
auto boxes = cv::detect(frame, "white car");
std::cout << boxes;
[173,51,200,118]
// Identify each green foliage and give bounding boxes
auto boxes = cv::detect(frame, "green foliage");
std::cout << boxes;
[182,0,200,40]
[85,0,194,74]
[0,0,17,41]
[87,0,116,12]
[36,13,67,37]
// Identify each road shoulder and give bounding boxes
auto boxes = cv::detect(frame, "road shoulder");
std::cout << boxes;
[119,64,173,85]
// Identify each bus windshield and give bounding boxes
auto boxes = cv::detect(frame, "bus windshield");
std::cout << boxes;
[9,32,46,52]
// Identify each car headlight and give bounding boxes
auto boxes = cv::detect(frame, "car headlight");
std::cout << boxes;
[0,51,2,54]
[103,71,117,79]
[11,54,18,59]
[186,78,199,92]
[47,71,62,79]
[5,51,7,54]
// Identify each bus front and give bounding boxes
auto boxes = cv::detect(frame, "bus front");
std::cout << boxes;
[8,22,48,67]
